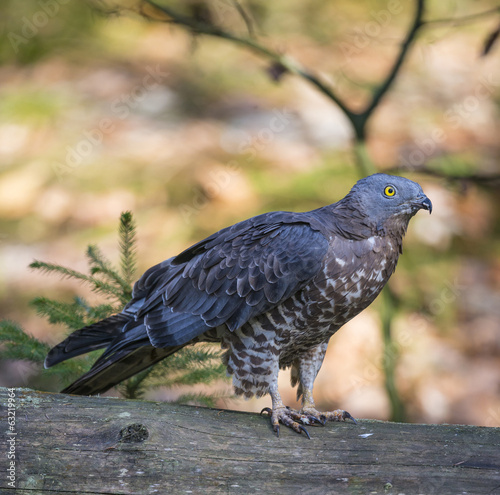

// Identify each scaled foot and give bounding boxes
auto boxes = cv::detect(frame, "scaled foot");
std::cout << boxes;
[261,406,356,438]
[301,406,357,426]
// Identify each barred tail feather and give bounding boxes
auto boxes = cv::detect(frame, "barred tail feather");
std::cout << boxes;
[45,304,201,396]
[44,314,131,368]
[61,344,183,396]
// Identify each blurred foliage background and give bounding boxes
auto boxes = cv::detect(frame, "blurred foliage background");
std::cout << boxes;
[0,0,499,426]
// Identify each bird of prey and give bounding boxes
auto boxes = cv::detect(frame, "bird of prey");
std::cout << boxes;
[45,173,432,438]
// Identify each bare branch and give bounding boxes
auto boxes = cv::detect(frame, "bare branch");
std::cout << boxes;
[88,0,431,148]
[422,6,500,27]
[387,164,500,187]
[233,0,256,39]
[358,0,425,134]
[135,0,357,120]
[481,21,500,57]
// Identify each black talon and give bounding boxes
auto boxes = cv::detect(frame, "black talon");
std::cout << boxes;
[274,425,280,438]
[260,407,273,416]
[344,411,358,424]
[309,415,324,426]
[319,415,327,425]
[298,425,311,440]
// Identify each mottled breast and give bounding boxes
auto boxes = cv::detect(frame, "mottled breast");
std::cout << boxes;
[320,234,399,318]
[275,234,401,363]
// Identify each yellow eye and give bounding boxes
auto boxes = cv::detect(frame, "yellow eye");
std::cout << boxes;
[384,185,396,197]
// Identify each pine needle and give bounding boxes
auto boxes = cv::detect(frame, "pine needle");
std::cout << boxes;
[0,320,51,363]
[30,297,87,330]
[86,244,130,305]
[119,211,137,291]
[29,260,94,284]
[30,259,126,304]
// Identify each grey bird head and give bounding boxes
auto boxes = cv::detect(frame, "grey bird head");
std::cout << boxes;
[343,173,432,234]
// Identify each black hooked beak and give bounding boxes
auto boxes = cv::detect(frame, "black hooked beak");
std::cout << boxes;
[418,195,432,214]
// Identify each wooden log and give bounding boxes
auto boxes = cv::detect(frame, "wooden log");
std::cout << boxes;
[1,387,499,494]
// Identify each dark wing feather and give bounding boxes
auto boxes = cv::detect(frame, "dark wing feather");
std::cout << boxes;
[136,212,329,347]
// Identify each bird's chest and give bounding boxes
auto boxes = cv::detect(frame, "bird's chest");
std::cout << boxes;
[319,236,399,318]
[277,236,399,348]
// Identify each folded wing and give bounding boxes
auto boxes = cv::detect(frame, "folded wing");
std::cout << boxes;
[136,212,330,347]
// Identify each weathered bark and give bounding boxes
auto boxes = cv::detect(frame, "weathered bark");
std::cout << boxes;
[1,387,499,494]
